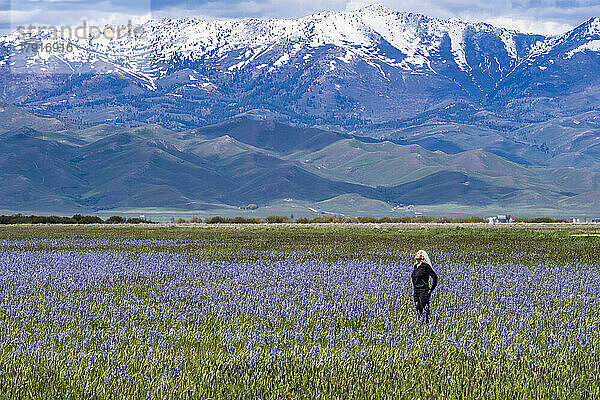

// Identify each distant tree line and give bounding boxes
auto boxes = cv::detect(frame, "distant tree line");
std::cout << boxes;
[295,216,488,224]
[0,214,155,225]
[512,217,568,223]
[175,216,489,224]
[0,214,575,225]
[178,216,577,224]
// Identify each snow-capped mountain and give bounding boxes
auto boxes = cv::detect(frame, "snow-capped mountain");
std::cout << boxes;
[489,17,600,120]
[1,5,532,84]
[0,5,599,130]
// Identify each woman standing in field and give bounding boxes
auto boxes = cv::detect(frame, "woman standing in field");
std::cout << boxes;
[412,250,438,323]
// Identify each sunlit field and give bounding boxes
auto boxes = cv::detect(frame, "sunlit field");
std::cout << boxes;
[0,225,599,398]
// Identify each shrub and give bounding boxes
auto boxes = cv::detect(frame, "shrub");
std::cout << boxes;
[265,216,289,223]
[126,218,146,224]
[232,217,261,224]
[453,217,487,223]
[205,216,227,224]
[309,216,332,223]
[106,216,125,224]
[358,217,378,223]
[73,215,104,224]
[514,217,568,223]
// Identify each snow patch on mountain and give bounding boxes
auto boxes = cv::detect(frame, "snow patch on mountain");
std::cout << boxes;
[566,40,600,58]
[0,4,534,87]
[445,20,469,71]
[499,31,518,59]
[585,17,600,36]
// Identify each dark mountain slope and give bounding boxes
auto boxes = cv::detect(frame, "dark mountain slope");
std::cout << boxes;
[193,118,347,155]
[380,171,516,206]
[1,106,600,213]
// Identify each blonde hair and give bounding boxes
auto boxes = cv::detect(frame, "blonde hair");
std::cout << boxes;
[415,250,432,266]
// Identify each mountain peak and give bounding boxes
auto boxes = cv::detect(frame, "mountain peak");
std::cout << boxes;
[2,7,597,135]
[351,4,434,23]
[585,17,600,35]
[357,4,395,13]
[585,16,600,25]
[569,16,600,36]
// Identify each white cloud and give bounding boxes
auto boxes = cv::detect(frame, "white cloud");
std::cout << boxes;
[4,1,151,31]
[151,0,348,20]
[479,16,574,35]
[2,0,599,35]
[344,0,595,34]
[0,9,42,24]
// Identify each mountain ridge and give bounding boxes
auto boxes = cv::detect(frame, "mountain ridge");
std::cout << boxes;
[1,102,599,214]
[1,5,600,214]
[1,6,597,131]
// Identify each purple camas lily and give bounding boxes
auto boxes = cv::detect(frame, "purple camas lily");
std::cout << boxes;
[0,239,598,396]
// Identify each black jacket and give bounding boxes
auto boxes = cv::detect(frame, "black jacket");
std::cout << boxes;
[411,262,438,292]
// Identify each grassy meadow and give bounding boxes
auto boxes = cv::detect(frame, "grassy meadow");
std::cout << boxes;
[0,224,599,398]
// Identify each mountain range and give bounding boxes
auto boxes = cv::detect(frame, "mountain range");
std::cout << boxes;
[1,100,599,216]
[1,6,600,216]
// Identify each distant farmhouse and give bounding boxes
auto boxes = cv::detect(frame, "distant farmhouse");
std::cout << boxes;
[487,215,515,224]
[570,218,600,223]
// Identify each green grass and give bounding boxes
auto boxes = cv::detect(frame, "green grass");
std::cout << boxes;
[0,225,599,398]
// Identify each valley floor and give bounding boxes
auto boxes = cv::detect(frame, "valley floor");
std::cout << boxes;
[0,225,598,398]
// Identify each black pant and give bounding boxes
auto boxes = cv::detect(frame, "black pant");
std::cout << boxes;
[413,290,430,323]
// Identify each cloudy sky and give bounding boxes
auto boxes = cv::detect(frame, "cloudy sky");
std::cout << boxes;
[2,0,598,36]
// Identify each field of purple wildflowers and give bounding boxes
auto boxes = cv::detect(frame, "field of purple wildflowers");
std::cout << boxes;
[0,226,599,398]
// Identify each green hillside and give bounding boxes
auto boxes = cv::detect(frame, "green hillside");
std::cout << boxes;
[1,105,600,216]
